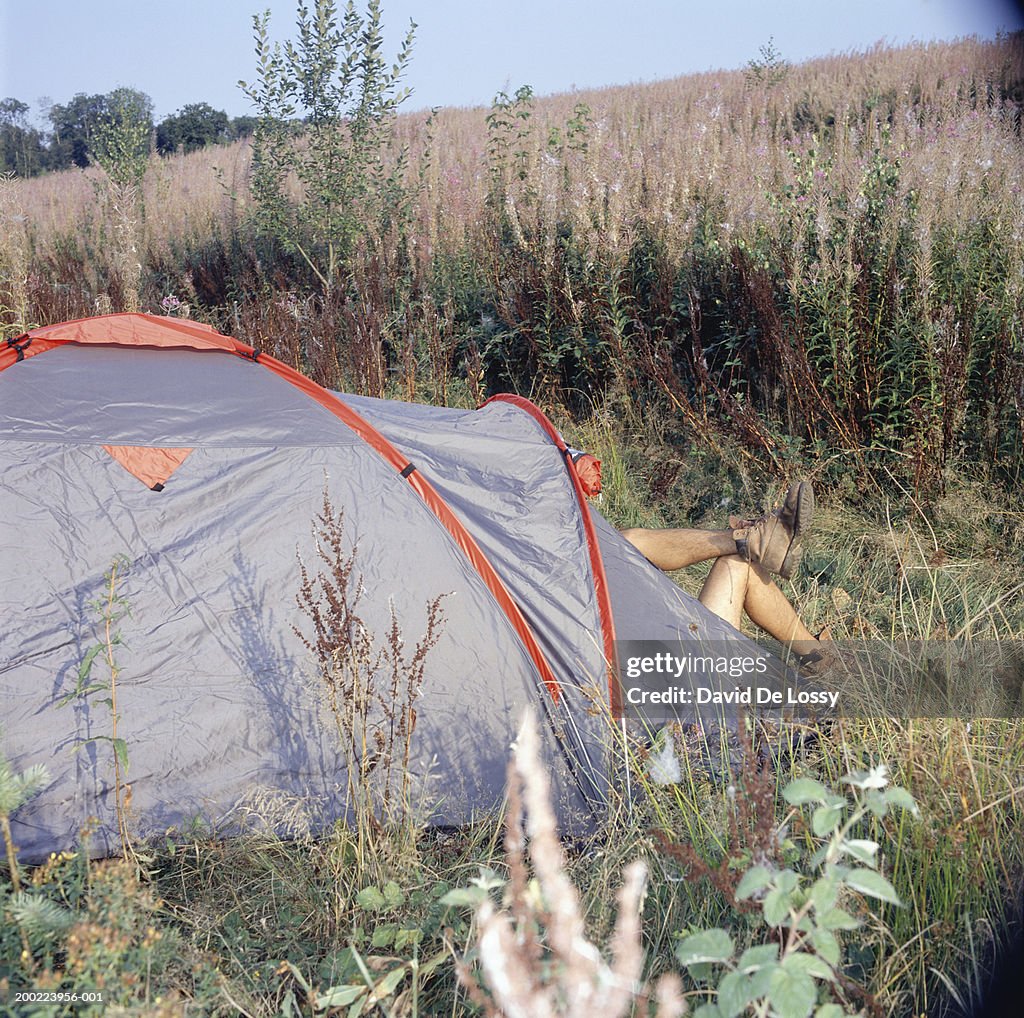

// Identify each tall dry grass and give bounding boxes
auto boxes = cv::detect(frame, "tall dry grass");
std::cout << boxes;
[8,35,1024,479]
[16,36,1021,287]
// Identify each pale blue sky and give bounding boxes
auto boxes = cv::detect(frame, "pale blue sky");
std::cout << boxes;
[2,0,1021,122]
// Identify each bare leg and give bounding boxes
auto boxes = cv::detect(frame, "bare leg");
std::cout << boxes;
[621,526,825,654]
[698,555,819,653]
[620,527,736,571]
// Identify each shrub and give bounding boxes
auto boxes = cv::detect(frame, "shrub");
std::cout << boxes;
[240,0,417,287]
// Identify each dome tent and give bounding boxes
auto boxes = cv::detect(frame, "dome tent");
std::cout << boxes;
[1,313,761,861]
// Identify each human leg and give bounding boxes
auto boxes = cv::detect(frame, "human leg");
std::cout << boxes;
[619,526,736,571]
[698,555,819,652]
[621,482,814,578]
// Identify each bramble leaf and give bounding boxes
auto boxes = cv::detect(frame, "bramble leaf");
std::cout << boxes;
[775,869,800,894]
[717,970,756,1018]
[736,865,772,901]
[818,907,862,931]
[811,804,843,837]
[763,888,792,927]
[382,880,405,908]
[768,966,818,1018]
[845,868,902,906]
[737,944,780,971]
[783,778,831,805]
[838,838,879,866]
[371,923,396,947]
[810,928,841,965]
[783,951,835,982]
[808,874,838,913]
[355,886,387,911]
[439,886,488,907]
[676,928,735,966]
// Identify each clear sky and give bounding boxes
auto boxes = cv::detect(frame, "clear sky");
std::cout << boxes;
[2,0,1022,122]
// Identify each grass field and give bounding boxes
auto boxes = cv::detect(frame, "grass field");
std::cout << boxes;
[2,26,1024,1018]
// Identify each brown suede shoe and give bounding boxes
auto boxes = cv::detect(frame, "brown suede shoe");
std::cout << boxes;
[732,481,814,579]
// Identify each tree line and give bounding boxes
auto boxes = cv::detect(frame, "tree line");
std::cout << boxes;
[0,89,256,177]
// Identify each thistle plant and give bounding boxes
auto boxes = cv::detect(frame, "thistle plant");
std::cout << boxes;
[675,765,919,1018]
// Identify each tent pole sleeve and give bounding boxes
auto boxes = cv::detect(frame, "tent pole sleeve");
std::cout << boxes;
[479,394,621,717]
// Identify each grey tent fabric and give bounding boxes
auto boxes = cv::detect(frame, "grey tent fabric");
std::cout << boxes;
[1,317,766,862]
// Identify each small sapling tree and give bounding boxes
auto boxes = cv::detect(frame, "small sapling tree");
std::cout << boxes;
[240,0,417,289]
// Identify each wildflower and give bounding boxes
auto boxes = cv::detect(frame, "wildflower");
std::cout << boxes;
[160,294,182,314]
[845,763,889,790]
[647,730,681,785]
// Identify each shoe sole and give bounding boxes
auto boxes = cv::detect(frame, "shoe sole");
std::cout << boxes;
[779,481,814,578]
[792,481,814,537]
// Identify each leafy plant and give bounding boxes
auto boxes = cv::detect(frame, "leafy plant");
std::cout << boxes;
[485,83,536,224]
[87,88,152,189]
[240,0,417,287]
[0,749,52,973]
[675,764,919,1018]
[745,38,790,89]
[0,752,49,895]
[58,555,134,859]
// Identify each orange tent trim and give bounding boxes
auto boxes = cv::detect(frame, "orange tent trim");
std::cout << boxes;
[480,394,621,716]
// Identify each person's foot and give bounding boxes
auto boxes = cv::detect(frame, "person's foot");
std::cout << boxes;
[795,626,834,678]
[732,481,814,579]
